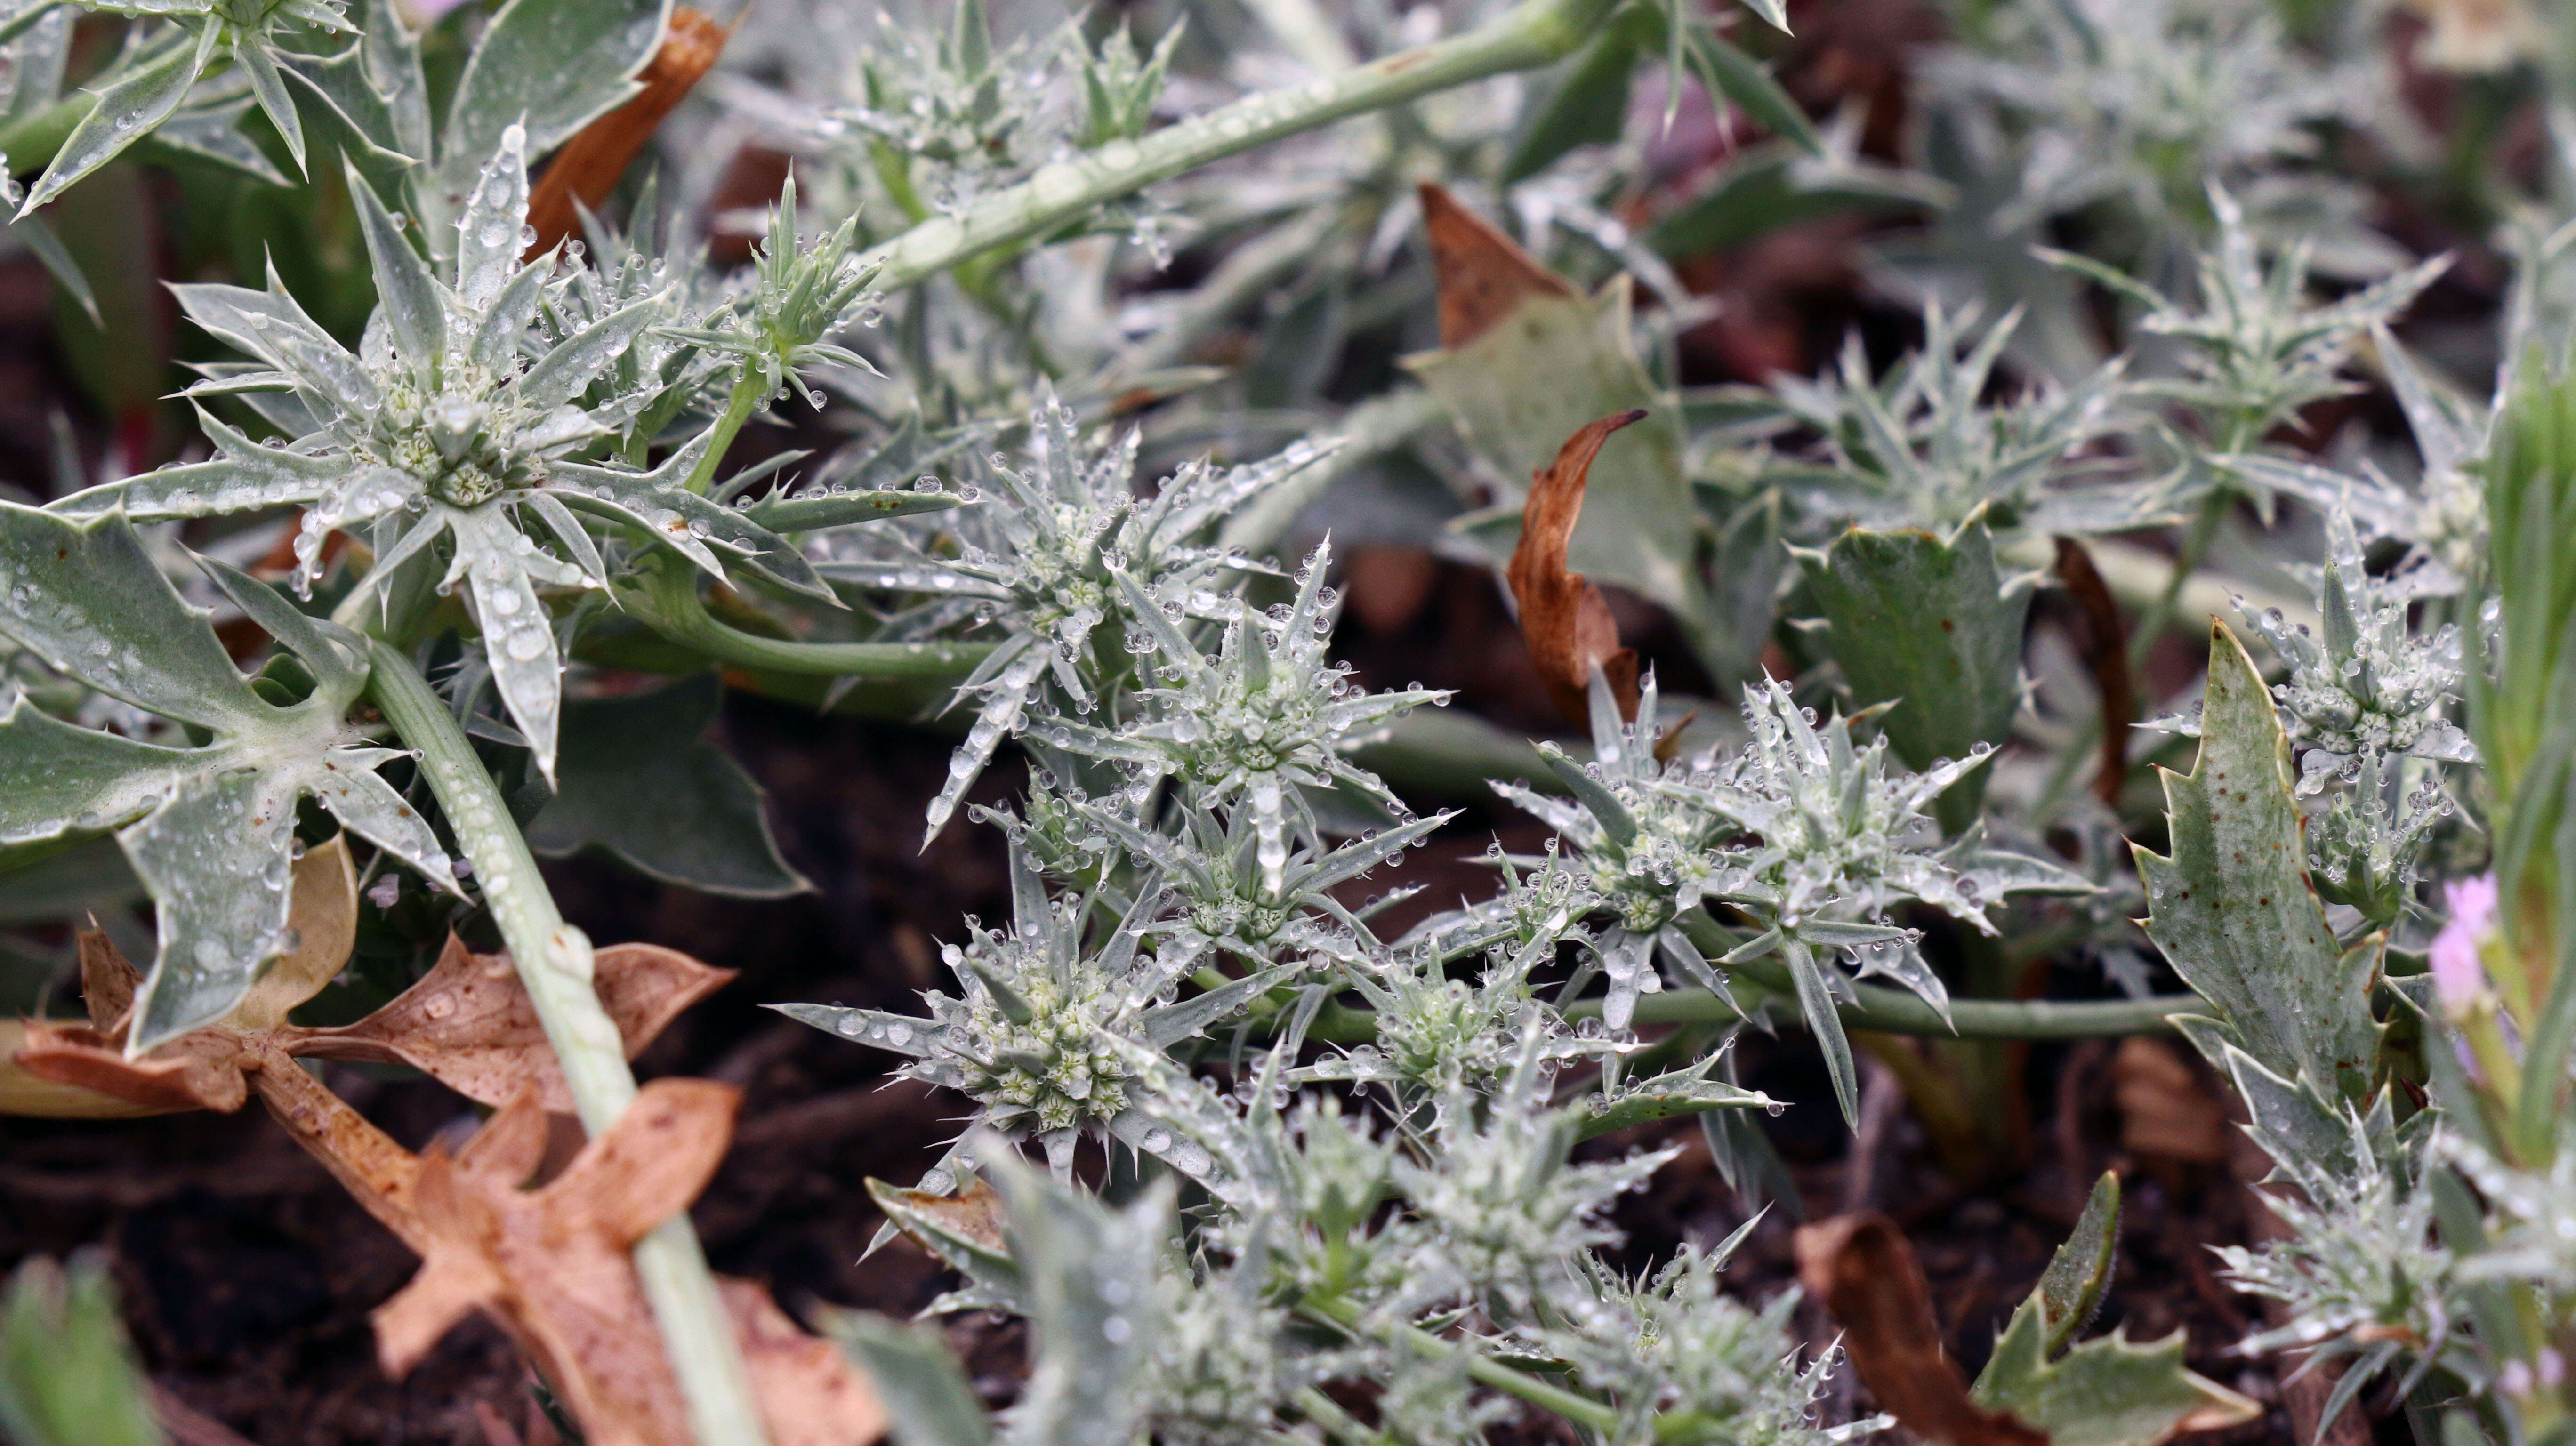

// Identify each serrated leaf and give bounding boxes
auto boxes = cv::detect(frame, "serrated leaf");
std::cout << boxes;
[2134,622,2384,1143]
[0,506,453,1048]
[1970,1294,2257,1446]
[525,672,809,898]
[866,1175,1024,1304]
[1795,509,2028,833]
[1581,1060,1774,1139]
[980,1147,1163,1446]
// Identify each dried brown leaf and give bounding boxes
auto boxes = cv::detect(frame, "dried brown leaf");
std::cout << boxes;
[247,1050,430,1251]
[525,8,730,254]
[722,1280,889,1446]
[1795,1213,2047,1446]
[1418,182,1577,348]
[2112,1036,2231,1166]
[875,1173,1009,1256]
[1506,410,1647,724]
[78,929,140,1033]
[0,1020,182,1117]
[16,1019,250,1112]
[12,838,357,1117]
[282,936,734,1110]
[375,1080,744,1446]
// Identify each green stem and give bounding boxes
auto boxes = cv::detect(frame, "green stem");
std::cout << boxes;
[1300,1295,1622,1435]
[684,367,770,494]
[365,642,771,1446]
[628,554,997,679]
[1292,1387,1392,1446]
[1307,967,2189,1044]
[1578,964,2190,1040]
[856,0,1618,291]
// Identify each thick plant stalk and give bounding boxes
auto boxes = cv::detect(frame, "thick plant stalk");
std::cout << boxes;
[365,641,771,1446]
[629,554,998,677]
[858,0,1622,290]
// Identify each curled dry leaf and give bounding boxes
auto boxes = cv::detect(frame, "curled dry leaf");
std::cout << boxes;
[1507,410,1648,724]
[525,8,732,253]
[370,1088,880,1446]
[374,1082,743,1446]
[0,1021,165,1117]
[1794,1213,2047,1446]
[5,836,360,1117]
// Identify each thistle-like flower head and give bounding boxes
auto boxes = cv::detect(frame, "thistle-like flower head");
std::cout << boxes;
[1301,935,1626,1117]
[1039,540,1448,894]
[814,392,1335,840]
[1492,673,1740,1028]
[1396,1029,1676,1323]
[56,128,822,774]
[1540,1248,1856,1446]
[1076,795,1451,975]
[1925,0,2358,252]
[775,844,1301,1172]
[2238,510,2473,795]
[2051,185,2446,463]
[16,0,357,214]
[657,175,883,409]
[1766,304,2146,537]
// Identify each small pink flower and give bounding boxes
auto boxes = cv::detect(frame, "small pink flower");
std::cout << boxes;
[2431,873,2499,1011]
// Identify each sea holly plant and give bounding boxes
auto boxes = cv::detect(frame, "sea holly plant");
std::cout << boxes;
[49,127,830,776]
[1034,541,1449,896]
[14,0,2576,1434]
[8,0,354,213]
[773,843,1309,1178]
[1491,669,2091,1122]
[811,391,1339,840]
